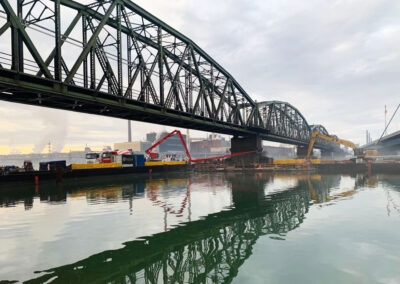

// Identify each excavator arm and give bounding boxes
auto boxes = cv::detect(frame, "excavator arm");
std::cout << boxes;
[145,130,192,161]
[145,130,257,163]
[306,131,357,160]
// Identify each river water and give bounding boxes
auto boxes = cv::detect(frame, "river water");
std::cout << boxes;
[0,172,399,283]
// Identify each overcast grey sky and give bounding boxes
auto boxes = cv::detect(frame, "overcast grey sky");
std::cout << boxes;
[0,0,399,153]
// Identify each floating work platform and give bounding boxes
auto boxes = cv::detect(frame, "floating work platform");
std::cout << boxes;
[315,161,400,174]
[0,163,190,186]
[192,159,400,175]
[71,163,122,170]
[145,161,187,166]
[273,159,321,165]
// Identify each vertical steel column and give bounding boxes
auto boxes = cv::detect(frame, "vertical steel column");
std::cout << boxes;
[90,49,96,89]
[17,0,24,72]
[228,84,232,122]
[158,26,164,106]
[127,34,132,99]
[117,3,123,96]
[54,0,62,81]
[90,16,96,90]
[210,65,215,116]
[82,16,88,87]
[201,84,204,116]
[127,24,132,141]
[187,52,192,112]
[140,59,145,101]
[184,66,189,112]
[10,17,19,71]
[11,0,24,72]
[242,98,246,122]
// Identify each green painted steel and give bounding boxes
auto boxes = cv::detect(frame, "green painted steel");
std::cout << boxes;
[0,0,336,149]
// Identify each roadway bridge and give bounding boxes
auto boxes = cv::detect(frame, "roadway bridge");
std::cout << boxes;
[362,130,400,155]
[0,0,337,152]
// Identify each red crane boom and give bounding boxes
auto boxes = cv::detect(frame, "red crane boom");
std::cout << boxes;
[145,130,257,163]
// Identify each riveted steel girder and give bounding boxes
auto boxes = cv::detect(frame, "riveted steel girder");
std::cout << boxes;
[0,0,336,150]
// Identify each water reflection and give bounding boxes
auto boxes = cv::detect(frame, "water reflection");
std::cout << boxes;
[0,183,66,210]
[0,173,397,283]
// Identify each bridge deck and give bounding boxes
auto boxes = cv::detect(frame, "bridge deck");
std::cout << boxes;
[0,0,336,150]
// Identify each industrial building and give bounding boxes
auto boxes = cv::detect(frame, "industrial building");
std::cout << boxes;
[263,145,296,160]
[155,132,187,153]
[190,135,230,159]
[114,141,152,153]
[114,132,186,155]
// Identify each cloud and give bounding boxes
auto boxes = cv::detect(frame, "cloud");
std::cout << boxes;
[174,0,400,142]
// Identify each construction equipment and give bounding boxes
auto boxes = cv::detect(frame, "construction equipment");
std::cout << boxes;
[145,130,257,163]
[306,131,376,160]
[23,160,34,172]
[85,152,100,164]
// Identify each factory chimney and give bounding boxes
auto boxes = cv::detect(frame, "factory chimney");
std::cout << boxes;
[128,120,132,142]
[186,129,190,151]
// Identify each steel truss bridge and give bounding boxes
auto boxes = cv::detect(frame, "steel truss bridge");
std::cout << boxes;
[0,0,335,149]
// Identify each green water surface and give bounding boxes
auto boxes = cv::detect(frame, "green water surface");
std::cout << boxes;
[0,172,399,283]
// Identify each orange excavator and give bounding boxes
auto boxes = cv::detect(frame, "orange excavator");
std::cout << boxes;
[145,130,258,163]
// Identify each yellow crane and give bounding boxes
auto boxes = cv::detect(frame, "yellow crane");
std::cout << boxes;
[306,131,377,160]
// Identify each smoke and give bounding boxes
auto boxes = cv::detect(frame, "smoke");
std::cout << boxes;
[33,110,68,153]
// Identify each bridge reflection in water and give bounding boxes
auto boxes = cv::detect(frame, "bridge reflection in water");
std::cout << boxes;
[0,173,376,283]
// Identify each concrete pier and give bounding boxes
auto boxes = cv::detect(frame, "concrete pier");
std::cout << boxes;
[230,136,263,165]
[297,146,309,159]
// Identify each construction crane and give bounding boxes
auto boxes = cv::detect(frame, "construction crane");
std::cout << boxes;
[145,130,257,163]
[306,131,376,160]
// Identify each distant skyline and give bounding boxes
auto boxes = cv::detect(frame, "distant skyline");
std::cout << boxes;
[0,0,399,154]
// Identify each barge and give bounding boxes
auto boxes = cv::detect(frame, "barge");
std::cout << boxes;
[0,161,190,185]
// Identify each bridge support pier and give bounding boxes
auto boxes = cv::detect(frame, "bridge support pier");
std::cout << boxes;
[297,146,335,160]
[297,146,334,160]
[230,135,263,165]
[321,149,334,160]
[231,135,262,153]
[297,146,310,159]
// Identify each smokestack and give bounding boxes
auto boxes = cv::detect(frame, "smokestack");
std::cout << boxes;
[128,120,132,142]
[186,129,190,151]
